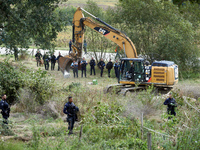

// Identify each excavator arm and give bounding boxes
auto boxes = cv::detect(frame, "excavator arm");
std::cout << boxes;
[59,7,137,77]
[72,7,137,58]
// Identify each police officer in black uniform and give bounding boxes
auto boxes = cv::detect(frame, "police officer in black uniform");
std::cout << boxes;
[81,57,87,78]
[98,58,105,77]
[106,59,113,78]
[114,60,120,78]
[63,96,79,135]
[90,57,96,75]
[51,53,56,70]
[0,94,10,125]
[164,93,177,118]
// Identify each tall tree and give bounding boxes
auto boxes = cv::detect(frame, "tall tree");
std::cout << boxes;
[0,0,67,58]
[113,0,199,77]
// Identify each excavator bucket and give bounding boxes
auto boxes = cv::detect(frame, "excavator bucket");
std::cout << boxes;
[58,53,82,78]
[58,56,73,78]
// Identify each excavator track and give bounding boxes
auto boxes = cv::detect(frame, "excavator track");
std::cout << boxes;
[104,84,146,96]
[104,84,173,96]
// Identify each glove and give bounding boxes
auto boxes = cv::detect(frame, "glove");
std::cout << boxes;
[170,103,174,106]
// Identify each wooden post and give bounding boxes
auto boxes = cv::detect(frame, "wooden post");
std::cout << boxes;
[79,125,83,142]
[141,112,143,139]
[147,132,152,150]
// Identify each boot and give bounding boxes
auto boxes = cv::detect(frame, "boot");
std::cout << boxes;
[68,130,73,135]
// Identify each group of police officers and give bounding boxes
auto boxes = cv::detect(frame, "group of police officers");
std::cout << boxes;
[35,50,121,78]
[70,57,121,78]
[35,51,63,71]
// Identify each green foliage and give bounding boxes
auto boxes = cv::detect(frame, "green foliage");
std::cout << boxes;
[66,82,81,92]
[176,124,200,150]
[31,124,41,150]
[0,140,27,150]
[19,68,55,105]
[0,60,22,103]
[0,60,55,104]
[173,0,200,6]
[0,0,67,56]
[112,0,200,77]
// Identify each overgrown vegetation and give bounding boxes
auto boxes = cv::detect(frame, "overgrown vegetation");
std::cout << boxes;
[0,58,55,104]
[1,77,199,149]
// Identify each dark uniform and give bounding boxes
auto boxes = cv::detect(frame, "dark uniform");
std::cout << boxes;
[164,97,177,117]
[14,47,19,61]
[0,99,10,124]
[98,60,105,77]
[35,52,42,67]
[43,53,50,70]
[83,40,87,54]
[106,61,113,78]
[71,62,78,78]
[51,54,56,70]
[114,62,120,78]
[81,60,87,77]
[57,54,63,71]
[69,40,72,54]
[63,102,79,134]
[90,59,96,75]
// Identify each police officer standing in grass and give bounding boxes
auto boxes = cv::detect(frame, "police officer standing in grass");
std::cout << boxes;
[71,60,78,78]
[81,57,87,78]
[98,58,105,77]
[164,93,177,118]
[43,52,50,70]
[106,59,113,78]
[114,60,120,78]
[0,94,10,125]
[50,53,56,71]
[63,96,79,135]
[89,57,96,75]
[57,52,63,71]
[35,50,42,67]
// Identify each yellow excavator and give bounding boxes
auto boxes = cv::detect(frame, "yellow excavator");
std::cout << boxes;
[59,7,178,95]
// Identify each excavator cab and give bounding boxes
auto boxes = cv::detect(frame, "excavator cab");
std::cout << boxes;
[119,58,151,83]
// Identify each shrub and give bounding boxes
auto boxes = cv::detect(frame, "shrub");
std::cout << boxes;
[0,59,55,105]
[0,60,22,103]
